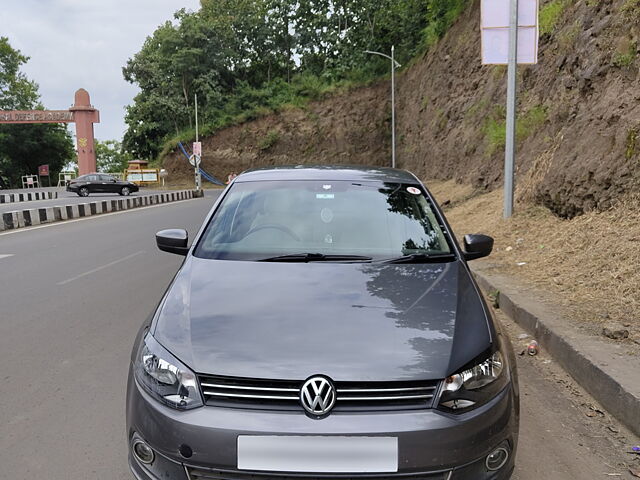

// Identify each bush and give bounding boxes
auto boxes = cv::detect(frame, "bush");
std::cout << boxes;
[257,130,280,151]
[483,105,548,155]
[421,0,470,49]
[612,42,637,68]
[539,0,568,36]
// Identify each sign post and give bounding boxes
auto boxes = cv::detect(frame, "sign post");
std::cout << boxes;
[504,0,519,219]
[193,94,202,192]
[481,0,538,218]
[38,164,50,187]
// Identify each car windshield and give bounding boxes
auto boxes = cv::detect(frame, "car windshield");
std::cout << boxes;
[194,180,452,261]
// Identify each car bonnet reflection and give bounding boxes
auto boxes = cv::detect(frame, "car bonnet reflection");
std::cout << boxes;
[152,257,488,381]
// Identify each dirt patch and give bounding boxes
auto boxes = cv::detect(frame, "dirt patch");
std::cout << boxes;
[397,0,640,218]
[164,82,392,185]
[430,178,640,345]
[425,179,476,208]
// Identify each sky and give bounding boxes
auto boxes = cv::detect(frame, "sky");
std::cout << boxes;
[2,0,201,142]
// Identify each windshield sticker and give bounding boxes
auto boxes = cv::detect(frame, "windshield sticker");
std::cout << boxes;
[320,208,334,223]
[407,187,421,195]
[316,193,335,199]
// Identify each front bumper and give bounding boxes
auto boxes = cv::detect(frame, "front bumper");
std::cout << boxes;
[126,371,518,480]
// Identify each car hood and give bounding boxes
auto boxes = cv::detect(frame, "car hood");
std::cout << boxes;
[152,257,493,381]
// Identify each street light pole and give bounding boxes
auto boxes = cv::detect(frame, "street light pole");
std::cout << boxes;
[391,45,396,169]
[364,47,401,169]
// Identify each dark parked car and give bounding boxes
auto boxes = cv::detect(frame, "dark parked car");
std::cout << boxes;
[66,173,138,197]
[126,166,519,480]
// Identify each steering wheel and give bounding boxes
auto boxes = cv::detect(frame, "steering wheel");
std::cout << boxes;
[245,223,301,241]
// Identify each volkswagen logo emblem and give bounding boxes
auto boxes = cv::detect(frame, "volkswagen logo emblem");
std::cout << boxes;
[300,376,336,416]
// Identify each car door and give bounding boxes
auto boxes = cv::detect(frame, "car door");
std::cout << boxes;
[86,175,101,193]
[100,175,118,193]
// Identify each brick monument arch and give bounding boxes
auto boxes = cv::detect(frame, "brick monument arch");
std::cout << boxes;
[0,88,100,175]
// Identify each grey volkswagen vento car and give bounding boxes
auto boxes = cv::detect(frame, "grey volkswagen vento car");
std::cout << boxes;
[126,166,519,480]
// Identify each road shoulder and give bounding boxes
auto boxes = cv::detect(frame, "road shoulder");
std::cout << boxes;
[472,262,640,438]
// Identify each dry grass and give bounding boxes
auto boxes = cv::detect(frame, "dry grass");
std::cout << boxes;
[429,180,640,334]
[426,179,476,207]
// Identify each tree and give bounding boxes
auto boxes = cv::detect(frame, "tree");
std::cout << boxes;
[0,123,74,186]
[121,1,456,160]
[0,37,74,187]
[0,37,39,110]
[95,139,132,173]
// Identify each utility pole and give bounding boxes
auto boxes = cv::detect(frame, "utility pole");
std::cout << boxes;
[504,0,519,218]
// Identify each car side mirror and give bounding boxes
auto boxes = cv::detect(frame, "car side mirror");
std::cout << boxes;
[463,234,494,261]
[156,229,189,256]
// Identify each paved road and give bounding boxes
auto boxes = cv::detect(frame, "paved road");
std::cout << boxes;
[0,192,637,480]
[0,188,191,215]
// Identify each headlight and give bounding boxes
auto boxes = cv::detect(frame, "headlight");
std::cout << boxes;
[438,351,508,412]
[134,334,203,410]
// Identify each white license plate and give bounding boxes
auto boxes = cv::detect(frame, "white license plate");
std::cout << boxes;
[237,436,398,473]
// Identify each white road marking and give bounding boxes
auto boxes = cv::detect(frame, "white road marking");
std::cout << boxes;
[0,197,202,237]
[0,254,14,260]
[56,251,145,286]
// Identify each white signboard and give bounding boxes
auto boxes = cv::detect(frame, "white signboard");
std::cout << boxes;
[481,0,539,65]
[193,141,202,156]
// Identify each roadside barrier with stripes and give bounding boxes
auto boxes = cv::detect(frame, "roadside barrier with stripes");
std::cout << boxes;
[0,190,58,204]
[1,190,198,231]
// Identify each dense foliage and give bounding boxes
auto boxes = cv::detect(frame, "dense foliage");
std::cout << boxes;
[123,0,469,160]
[0,37,74,187]
[95,139,132,173]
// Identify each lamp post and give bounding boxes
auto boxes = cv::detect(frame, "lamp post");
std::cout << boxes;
[364,46,401,169]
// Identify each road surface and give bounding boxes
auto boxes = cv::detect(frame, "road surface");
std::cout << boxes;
[0,191,637,479]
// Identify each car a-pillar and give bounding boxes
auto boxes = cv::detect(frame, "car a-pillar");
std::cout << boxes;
[70,89,100,176]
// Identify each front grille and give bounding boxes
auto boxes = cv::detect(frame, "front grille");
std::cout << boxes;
[198,375,441,412]
[187,467,450,480]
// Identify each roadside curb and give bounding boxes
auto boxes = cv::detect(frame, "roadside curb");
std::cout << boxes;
[0,190,198,231]
[1,190,58,204]
[472,266,640,437]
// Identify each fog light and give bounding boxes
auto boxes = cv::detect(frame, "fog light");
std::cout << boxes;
[485,447,509,471]
[133,439,155,464]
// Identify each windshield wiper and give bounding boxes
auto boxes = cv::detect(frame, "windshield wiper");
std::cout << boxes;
[379,253,457,264]
[258,253,372,263]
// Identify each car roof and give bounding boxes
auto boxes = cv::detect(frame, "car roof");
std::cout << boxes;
[236,165,420,184]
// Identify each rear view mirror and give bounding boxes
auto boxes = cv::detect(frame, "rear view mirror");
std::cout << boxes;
[156,229,189,256]
[463,234,494,261]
